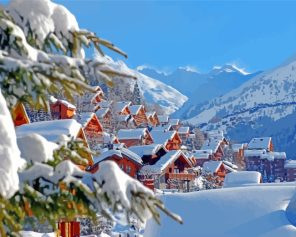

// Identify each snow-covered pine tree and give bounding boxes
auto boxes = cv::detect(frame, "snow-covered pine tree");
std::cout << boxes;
[131,81,143,105]
[0,1,182,236]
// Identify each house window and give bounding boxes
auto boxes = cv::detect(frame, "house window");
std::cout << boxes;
[126,166,131,174]
[120,164,124,170]
[174,168,179,173]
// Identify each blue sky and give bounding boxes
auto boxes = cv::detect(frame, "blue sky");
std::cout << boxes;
[8,0,296,73]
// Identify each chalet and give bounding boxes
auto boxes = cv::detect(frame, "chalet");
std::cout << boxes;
[158,115,169,126]
[117,128,154,147]
[16,119,93,168]
[140,150,195,190]
[150,130,182,150]
[116,114,137,129]
[168,118,181,131]
[95,108,112,131]
[223,171,262,188]
[94,100,113,111]
[91,86,105,104]
[78,112,103,145]
[50,97,76,120]
[114,101,131,115]
[146,112,160,127]
[12,103,30,127]
[129,144,168,165]
[285,160,296,181]
[178,126,190,143]
[191,149,212,166]
[232,143,247,170]
[244,149,286,182]
[201,138,224,160]
[247,137,273,152]
[129,105,149,127]
[203,160,226,185]
[91,147,143,178]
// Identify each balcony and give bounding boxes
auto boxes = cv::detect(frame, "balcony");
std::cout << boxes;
[166,173,196,181]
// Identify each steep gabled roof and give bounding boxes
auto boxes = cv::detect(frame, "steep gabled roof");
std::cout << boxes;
[192,149,213,159]
[129,144,167,157]
[95,108,110,119]
[203,160,224,173]
[178,126,190,134]
[201,138,221,153]
[129,105,144,115]
[168,118,180,126]
[78,112,95,127]
[49,96,76,109]
[158,115,169,123]
[150,130,177,145]
[114,101,131,113]
[16,119,82,142]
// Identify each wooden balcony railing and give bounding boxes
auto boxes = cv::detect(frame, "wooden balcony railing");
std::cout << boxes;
[166,173,196,181]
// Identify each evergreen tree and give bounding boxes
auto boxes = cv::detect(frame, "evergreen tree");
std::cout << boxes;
[132,81,142,105]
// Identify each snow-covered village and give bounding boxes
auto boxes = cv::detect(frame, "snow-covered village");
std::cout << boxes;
[1,0,296,236]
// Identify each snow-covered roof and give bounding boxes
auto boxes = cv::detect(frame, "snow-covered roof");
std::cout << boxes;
[178,126,190,134]
[93,147,142,165]
[232,143,244,152]
[114,101,131,113]
[129,144,167,157]
[150,130,177,145]
[284,160,296,169]
[207,130,224,139]
[248,137,271,150]
[244,149,286,161]
[118,128,148,140]
[158,115,169,123]
[116,114,131,122]
[152,124,172,132]
[168,118,180,126]
[95,108,110,118]
[203,160,223,173]
[16,119,82,142]
[49,96,76,109]
[98,100,113,108]
[223,171,262,188]
[78,112,95,127]
[129,105,143,115]
[223,160,238,170]
[145,150,190,173]
[201,138,221,153]
[192,149,212,159]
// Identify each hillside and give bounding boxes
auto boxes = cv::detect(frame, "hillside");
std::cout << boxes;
[144,184,296,237]
[186,54,296,158]
[95,56,188,115]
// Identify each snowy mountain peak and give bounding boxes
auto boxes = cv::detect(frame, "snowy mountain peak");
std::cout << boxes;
[211,64,250,76]
[177,66,199,73]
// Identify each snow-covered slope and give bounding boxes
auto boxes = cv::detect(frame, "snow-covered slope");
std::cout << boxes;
[96,56,188,115]
[186,55,296,158]
[139,65,260,118]
[144,184,296,237]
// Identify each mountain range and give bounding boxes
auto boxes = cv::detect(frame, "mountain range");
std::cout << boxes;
[185,54,296,159]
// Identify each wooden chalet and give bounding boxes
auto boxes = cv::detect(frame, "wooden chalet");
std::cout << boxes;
[140,150,195,190]
[201,138,225,160]
[168,118,181,131]
[232,143,247,170]
[95,108,112,131]
[150,130,182,150]
[16,119,93,168]
[146,112,160,127]
[12,103,30,127]
[178,126,190,143]
[158,115,169,126]
[114,101,131,115]
[285,160,296,181]
[129,144,168,165]
[91,86,105,104]
[247,137,274,152]
[50,97,76,120]
[191,149,212,166]
[78,112,103,145]
[116,114,137,129]
[91,147,143,178]
[117,128,154,147]
[129,105,149,127]
[203,160,226,185]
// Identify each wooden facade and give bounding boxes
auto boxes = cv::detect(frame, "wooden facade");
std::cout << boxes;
[82,113,104,145]
[96,108,112,131]
[165,132,182,151]
[12,103,30,127]
[130,105,149,127]
[50,100,76,120]
[147,112,160,127]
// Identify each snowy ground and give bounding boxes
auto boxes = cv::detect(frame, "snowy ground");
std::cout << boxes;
[144,184,296,237]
